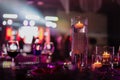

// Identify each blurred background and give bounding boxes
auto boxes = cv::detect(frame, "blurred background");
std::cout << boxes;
[0,0,120,60]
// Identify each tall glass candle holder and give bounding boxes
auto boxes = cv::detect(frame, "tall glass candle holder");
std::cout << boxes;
[71,16,88,69]
[102,46,114,69]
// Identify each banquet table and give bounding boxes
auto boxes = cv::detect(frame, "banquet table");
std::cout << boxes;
[0,54,120,80]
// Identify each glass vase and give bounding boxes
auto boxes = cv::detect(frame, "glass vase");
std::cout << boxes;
[71,16,88,69]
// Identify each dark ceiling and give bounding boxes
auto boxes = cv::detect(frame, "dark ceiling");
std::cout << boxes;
[0,0,120,15]
[25,0,120,13]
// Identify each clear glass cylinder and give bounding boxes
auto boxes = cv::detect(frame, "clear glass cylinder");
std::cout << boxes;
[71,16,88,68]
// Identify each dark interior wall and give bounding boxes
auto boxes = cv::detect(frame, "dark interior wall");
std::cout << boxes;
[98,0,120,52]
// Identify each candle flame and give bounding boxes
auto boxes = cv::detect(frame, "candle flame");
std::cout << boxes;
[74,21,84,29]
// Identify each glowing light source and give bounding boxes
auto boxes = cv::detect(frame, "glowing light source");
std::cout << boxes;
[7,19,13,25]
[29,20,35,26]
[19,26,38,44]
[45,28,50,44]
[6,27,12,40]
[25,15,40,20]
[45,16,59,21]
[3,14,18,19]
[37,1,44,6]
[45,21,57,28]
[2,61,11,68]
[23,20,29,26]
[75,21,84,29]
[38,27,44,41]
[2,21,7,25]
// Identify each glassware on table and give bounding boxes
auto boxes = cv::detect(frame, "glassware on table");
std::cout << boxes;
[101,46,116,77]
[102,46,115,69]
[71,16,88,69]
[113,46,120,68]
[6,40,20,68]
[41,42,55,63]
[91,46,116,70]
[33,43,43,63]
[92,46,103,70]
[43,42,55,54]
[112,55,119,69]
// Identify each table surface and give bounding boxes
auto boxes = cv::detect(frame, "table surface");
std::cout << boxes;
[0,54,120,80]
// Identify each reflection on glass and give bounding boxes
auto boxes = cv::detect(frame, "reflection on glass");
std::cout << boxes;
[102,46,114,69]
[41,42,55,63]
[33,43,43,63]
[6,40,20,68]
[71,16,88,69]
[92,46,103,69]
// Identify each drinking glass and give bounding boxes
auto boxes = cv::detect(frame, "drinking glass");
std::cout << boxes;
[91,46,103,69]
[102,46,115,69]
[41,42,55,63]
[91,46,115,70]
[6,40,20,68]
[43,42,55,54]
[33,43,43,63]
[71,16,88,69]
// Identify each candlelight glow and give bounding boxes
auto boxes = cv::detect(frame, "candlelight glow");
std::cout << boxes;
[75,21,84,29]
[102,51,110,59]
[45,16,59,21]
[92,60,102,69]
[45,28,50,44]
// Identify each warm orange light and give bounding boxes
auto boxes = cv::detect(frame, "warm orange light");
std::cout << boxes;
[92,61,102,69]
[16,32,20,41]
[75,21,84,29]
[92,60,102,69]
[102,51,110,59]
[6,27,12,40]
[45,28,50,44]
[38,27,44,41]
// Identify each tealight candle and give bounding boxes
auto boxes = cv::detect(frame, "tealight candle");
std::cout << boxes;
[102,51,110,59]
[92,60,102,69]
[74,21,84,29]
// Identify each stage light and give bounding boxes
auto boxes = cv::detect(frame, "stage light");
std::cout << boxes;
[7,19,13,25]
[38,27,44,41]
[3,14,18,19]
[25,15,40,20]
[19,27,38,44]
[2,21,7,25]
[29,20,35,26]
[6,27,12,40]
[45,16,59,21]
[45,21,57,28]
[23,20,29,26]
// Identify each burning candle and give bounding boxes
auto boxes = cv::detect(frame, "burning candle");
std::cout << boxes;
[92,60,102,69]
[74,21,84,29]
[102,51,110,59]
